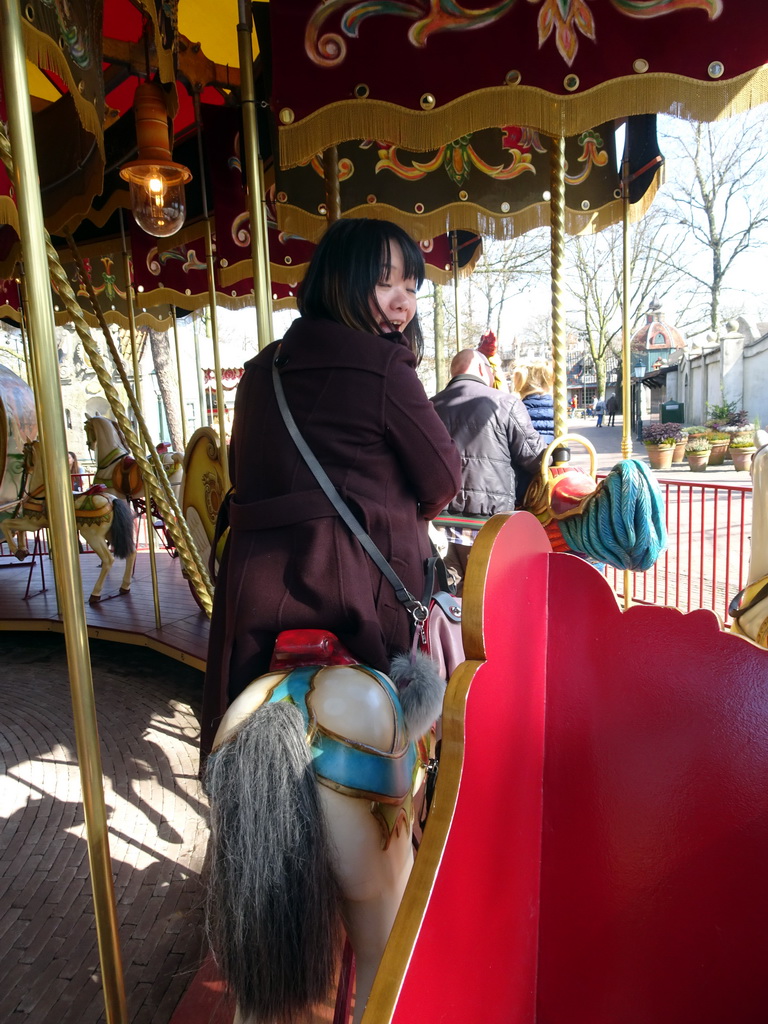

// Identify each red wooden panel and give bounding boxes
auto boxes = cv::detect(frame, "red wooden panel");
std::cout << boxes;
[539,554,768,1023]
[370,512,551,1023]
[370,512,768,1023]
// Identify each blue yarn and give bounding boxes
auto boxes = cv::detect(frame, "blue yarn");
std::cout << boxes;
[560,459,667,571]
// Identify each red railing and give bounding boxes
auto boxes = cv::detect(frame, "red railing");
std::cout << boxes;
[601,474,753,627]
[3,471,755,628]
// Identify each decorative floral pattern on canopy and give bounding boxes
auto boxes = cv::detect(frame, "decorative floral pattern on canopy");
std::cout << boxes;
[269,0,760,166]
[273,118,661,243]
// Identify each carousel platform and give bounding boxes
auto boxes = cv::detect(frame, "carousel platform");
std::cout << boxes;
[0,550,342,1024]
[0,547,210,670]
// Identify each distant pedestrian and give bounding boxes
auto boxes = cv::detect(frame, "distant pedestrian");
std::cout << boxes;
[594,395,605,427]
[512,360,555,504]
[606,393,619,427]
[68,451,83,492]
[570,395,578,417]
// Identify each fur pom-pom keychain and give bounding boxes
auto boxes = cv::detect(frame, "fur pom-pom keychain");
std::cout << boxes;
[389,643,447,741]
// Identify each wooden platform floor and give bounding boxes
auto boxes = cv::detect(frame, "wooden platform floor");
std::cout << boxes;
[0,547,351,1023]
[0,547,210,670]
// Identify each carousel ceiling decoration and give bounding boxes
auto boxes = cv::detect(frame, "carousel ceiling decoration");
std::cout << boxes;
[274,115,662,242]
[269,0,768,167]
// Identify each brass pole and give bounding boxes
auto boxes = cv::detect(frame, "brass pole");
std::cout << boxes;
[434,282,446,392]
[118,211,162,629]
[193,312,207,427]
[237,0,273,350]
[202,217,231,489]
[19,265,61,615]
[171,306,187,447]
[16,268,33,385]
[0,4,128,1022]
[550,137,568,443]
[621,145,634,610]
[55,229,213,611]
[621,152,633,461]
[323,146,342,222]
[194,93,230,489]
[451,232,461,353]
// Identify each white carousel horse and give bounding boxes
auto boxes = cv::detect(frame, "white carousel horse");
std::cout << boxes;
[0,440,136,603]
[84,412,184,501]
[204,629,443,1024]
[730,442,768,646]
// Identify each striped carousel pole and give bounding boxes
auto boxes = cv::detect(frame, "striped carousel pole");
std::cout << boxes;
[550,137,568,444]
[0,3,128,1021]
[194,94,230,491]
[237,0,274,351]
[621,139,634,610]
[118,210,162,629]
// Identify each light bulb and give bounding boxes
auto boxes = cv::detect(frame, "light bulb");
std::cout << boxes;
[125,166,188,237]
[119,81,192,238]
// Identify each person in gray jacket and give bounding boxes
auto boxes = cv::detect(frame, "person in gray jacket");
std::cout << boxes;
[431,348,547,592]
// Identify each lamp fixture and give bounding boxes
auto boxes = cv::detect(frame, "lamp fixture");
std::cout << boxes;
[119,80,192,237]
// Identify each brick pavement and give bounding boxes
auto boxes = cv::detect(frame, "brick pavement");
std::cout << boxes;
[0,632,209,1023]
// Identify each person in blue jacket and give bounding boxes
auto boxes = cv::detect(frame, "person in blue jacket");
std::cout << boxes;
[512,361,555,504]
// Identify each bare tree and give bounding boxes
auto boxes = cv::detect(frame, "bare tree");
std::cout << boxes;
[468,233,550,341]
[658,110,768,334]
[565,209,687,397]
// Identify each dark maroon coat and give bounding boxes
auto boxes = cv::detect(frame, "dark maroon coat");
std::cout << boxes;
[200,318,461,755]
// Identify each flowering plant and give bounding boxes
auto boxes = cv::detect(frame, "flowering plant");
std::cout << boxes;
[685,438,712,453]
[729,433,756,449]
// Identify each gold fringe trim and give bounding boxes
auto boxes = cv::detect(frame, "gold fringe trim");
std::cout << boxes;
[268,260,310,285]
[272,295,299,312]
[52,304,174,331]
[276,172,660,246]
[279,67,768,169]
[219,257,258,289]
[120,285,255,316]
[0,195,20,235]
[0,302,21,324]
[21,21,104,158]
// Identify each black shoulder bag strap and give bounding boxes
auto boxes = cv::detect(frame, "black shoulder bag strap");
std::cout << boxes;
[271,350,427,626]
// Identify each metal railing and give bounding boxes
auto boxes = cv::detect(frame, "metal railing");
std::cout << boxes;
[2,471,755,628]
[601,474,753,627]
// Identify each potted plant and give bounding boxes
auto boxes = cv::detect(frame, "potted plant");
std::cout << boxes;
[685,424,708,440]
[655,423,689,463]
[706,430,731,466]
[642,422,677,470]
[729,433,757,472]
[685,437,712,471]
[672,431,689,464]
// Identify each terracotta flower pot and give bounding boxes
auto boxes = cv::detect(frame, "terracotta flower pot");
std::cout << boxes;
[731,447,756,472]
[672,440,687,464]
[645,444,675,471]
[708,441,729,466]
[686,451,710,471]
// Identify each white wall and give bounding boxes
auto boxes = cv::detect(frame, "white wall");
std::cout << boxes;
[676,328,768,427]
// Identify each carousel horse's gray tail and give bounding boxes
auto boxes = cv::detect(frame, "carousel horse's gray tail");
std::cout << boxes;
[204,702,343,1024]
[108,498,136,559]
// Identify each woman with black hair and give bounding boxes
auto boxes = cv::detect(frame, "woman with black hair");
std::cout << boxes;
[200,219,461,756]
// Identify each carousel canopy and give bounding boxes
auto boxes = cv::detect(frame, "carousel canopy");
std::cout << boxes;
[267,1,768,167]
